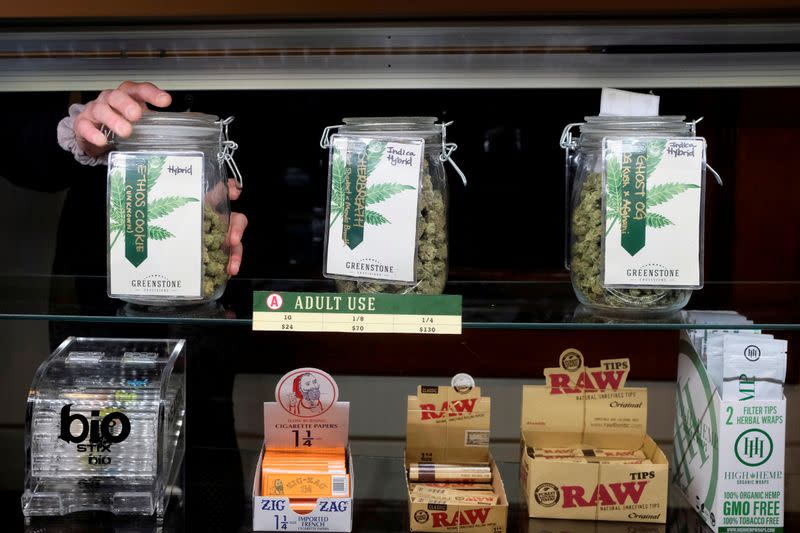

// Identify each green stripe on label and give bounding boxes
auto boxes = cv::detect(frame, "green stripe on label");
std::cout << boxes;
[254,291,462,316]
[620,147,647,256]
[124,156,148,267]
[342,141,367,250]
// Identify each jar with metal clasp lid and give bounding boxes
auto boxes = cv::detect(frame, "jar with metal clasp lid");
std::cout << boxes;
[560,116,718,317]
[320,117,466,295]
[106,111,242,306]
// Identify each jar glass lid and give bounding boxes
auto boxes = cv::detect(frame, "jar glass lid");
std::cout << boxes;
[341,116,441,138]
[343,116,437,126]
[584,115,686,122]
[127,111,221,140]
[580,115,691,134]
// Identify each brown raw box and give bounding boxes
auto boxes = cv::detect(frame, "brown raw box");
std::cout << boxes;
[406,384,508,532]
[519,351,669,524]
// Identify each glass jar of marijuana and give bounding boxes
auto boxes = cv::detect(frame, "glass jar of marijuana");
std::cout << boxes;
[321,117,463,295]
[561,116,697,317]
[107,112,242,306]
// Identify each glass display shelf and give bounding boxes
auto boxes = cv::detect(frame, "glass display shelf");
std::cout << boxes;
[1,274,800,330]
[4,452,797,532]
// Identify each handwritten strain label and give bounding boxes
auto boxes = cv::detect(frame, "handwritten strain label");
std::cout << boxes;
[603,138,705,288]
[387,145,416,166]
[324,136,423,284]
[667,141,697,158]
[252,291,461,334]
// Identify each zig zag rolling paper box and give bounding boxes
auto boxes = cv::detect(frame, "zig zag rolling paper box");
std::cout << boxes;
[253,368,353,532]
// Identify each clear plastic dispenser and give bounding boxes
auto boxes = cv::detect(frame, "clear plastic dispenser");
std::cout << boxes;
[21,337,186,522]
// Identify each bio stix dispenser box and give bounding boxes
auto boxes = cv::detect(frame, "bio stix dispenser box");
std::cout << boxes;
[405,380,509,533]
[22,337,186,522]
[520,350,669,523]
[673,332,786,532]
[253,368,353,532]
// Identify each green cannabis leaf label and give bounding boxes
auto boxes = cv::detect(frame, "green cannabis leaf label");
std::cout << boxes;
[645,212,673,229]
[147,225,175,240]
[645,139,667,176]
[646,183,700,208]
[145,155,165,192]
[108,155,199,251]
[329,141,415,229]
[148,196,200,220]
[364,210,389,226]
[365,182,416,205]
[605,140,699,236]
[605,156,623,223]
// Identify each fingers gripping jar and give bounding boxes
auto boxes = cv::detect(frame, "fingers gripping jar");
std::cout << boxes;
[107,112,242,306]
[321,117,462,295]
[561,116,700,317]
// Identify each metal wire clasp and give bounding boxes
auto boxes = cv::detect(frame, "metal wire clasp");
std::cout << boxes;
[439,121,467,186]
[217,116,243,190]
[100,124,115,145]
[691,117,723,186]
[559,122,583,151]
[320,125,343,149]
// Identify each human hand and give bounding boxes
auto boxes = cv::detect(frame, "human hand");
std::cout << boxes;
[227,172,246,276]
[227,211,248,276]
[74,81,172,157]
[205,179,246,277]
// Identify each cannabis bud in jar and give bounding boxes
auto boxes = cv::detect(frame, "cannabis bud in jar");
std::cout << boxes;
[107,112,241,306]
[203,204,229,298]
[321,117,462,295]
[570,172,688,311]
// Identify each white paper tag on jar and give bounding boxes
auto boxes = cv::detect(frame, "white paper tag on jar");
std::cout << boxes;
[323,135,423,284]
[600,88,660,116]
[108,151,204,298]
[602,138,705,288]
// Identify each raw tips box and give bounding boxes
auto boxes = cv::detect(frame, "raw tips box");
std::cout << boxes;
[252,368,353,532]
[673,332,786,532]
[405,382,509,533]
[520,350,669,524]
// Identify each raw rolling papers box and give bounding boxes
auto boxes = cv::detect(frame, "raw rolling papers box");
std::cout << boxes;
[253,369,353,532]
[673,332,786,532]
[520,350,669,524]
[405,383,509,532]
